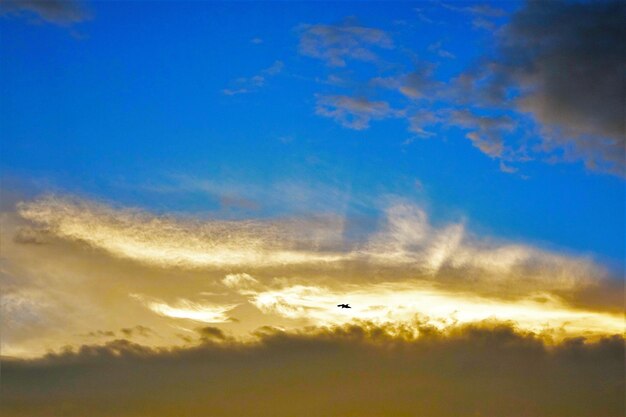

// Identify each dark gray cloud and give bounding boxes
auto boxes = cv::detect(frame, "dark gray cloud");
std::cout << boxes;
[0,0,89,25]
[2,322,623,417]
[301,2,625,176]
[469,0,625,174]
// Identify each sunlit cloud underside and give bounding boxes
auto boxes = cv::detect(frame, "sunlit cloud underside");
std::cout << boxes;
[247,281,624,337]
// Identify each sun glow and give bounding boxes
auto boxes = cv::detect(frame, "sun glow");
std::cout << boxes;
[249,281,624,338]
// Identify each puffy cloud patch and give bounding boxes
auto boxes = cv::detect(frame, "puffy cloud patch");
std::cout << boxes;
[315,95,401,130]
[298,19,393,67]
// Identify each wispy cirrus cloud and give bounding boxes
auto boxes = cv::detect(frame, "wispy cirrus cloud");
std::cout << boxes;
[15,195,609,293]
[16,196,348,269]
[131,294,238,324]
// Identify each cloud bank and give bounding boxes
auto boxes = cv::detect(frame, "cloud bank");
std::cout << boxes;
[2,322,623,417]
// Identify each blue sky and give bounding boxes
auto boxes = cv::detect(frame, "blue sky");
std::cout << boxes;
[2,0,624,272]
[2,4,626,415]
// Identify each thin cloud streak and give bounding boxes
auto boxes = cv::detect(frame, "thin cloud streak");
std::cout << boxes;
[131,294,238,324]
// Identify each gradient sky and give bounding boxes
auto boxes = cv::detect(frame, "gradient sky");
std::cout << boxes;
[1,1,624,416]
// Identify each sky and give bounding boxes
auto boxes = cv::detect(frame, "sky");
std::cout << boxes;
[0,1,624,416]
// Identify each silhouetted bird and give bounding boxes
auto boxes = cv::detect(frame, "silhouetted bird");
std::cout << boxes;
[337,304,351,309]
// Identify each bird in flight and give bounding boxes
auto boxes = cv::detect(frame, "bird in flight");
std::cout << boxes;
[337,304,351,309]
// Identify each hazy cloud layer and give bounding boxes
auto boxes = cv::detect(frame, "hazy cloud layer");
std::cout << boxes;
[2,322,623,417]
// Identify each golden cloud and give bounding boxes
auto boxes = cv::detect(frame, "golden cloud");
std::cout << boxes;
[1,195,621,358]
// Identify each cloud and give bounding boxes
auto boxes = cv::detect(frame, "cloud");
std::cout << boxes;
[298,2,624,176]
[467,0,626,175]
[247,281,623,337]
[141,174,357,217]
[2,323,623,417]
[472,16,497,30]
[131,295,238,323]
[4,194,622,357]
[0,0,89,25]
[428,41,455,59]
[120,325,152,338]
[223,60,284,96]
[196,326,227,341]
[448,109,518,158]
[222,273,262,294]
[373,65,440,100]
[262,60,284,76]
[16,196,348,269]
[315,95,400,130]
[441,2,506,17]
[298,19,393,67]
[12,225,50,244]
[14,195,612,295]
